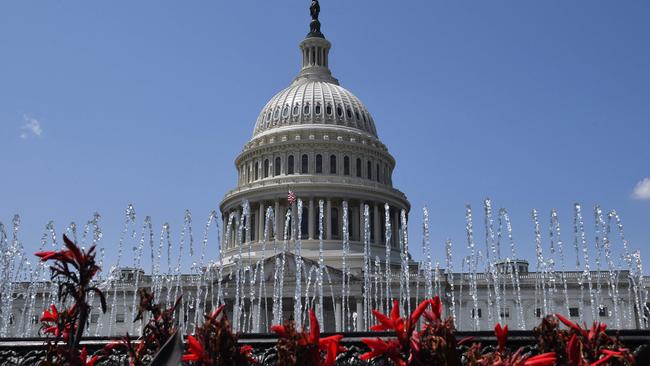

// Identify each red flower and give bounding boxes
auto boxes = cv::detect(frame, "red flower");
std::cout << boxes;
[524,352,557,366]
[307,310,344,366]
[271,324,289,338]
[425,296,443,322]
[239,344,257,364]
[364,298,438,364]
[272,309,344,366]
[182,335,206,363]
[40,304,59,323]
[556,313,588,338]
[567,333,583,366]
[360,338,405,366]
[495,323,508,354]
[208,304,225,323]
[81,347,99,366]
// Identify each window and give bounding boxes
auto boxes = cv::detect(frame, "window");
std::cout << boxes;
[346,108,352,119]
[569,307,579,317]
[266,112,271,121]
[367,161,372,180]
[344,156,350,175]
[376,163,380,182]
[331,207,340,239]
[472,308,482,319]
[500,307,510,318]
[301,206,309,239]
[304,103,310,115]
[264,159,270,178]
[316,154,323,173]
[599,306,609,317]
[275,157,281,176]
[116,313,125,323]
[91,313,100,324]
[31,315,39,324]
[355,111,360,120]
[326,104,332,115]
[302,154,309,173]
[330,155,337,174]
[315,104,321,115]
[336,105,343,117]
[288,155,295,174]
[255,162,259,180]
[282,105,289,117]
[356,158,362,177]
[535,308,542,318]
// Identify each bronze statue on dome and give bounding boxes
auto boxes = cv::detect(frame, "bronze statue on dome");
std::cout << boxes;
[308,0,323,37]
[310,0,320,20]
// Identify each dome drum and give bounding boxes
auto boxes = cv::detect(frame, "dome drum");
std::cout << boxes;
[220,14,410,272]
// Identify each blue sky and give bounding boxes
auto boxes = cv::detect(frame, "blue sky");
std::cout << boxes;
[1,1,649,274]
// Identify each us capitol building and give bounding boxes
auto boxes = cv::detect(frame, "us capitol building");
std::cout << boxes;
[2,2,648,337]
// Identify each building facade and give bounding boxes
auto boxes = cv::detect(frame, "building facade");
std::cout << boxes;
[1,2,648,339]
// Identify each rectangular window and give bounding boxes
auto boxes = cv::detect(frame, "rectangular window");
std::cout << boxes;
[91,313,100,324]
[569,307,579,317]
[535,308,542,318]
[116,313,125,323]
[599,306,609,317]
[500,307,510,318]
[472,308,482,319]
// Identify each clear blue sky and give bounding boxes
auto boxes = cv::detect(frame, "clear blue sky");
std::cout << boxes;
[1,1,649,273]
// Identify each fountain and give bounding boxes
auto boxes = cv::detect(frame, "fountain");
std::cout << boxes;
[0,198,648,339]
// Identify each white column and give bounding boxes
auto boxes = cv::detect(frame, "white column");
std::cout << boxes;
[356,299,364,331]
[334,298,342,332]
[308,199,315,240]
[326,199,332,240]
[274,200,280,241]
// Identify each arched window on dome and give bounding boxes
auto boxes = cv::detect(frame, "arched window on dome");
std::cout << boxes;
[274,108,279,119]
[255,162,259,181]
[275,157,281,176]
[331,207,340,240]
[367,161,372,180]
[330,155,337,174]
[304,103,310,115]
[288,155,295,174]
[315,103,321,115]
[316,154,323,174]
[346,108,352,119]
[326,104,332,116]
[302,154,309,173]
[336,105,343,117]
[264,159,270,178]
[293,104,300,116]
[301,206,309,239]
[355,110,360,120]
[343,156,350,175]
[267,111,272,122]
[356,158,362,178]
[376,163,381,182]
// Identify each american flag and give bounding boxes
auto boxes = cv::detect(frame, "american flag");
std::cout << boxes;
[287,190,297,205]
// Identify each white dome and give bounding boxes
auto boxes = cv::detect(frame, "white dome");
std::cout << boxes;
[253,79,378,138]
